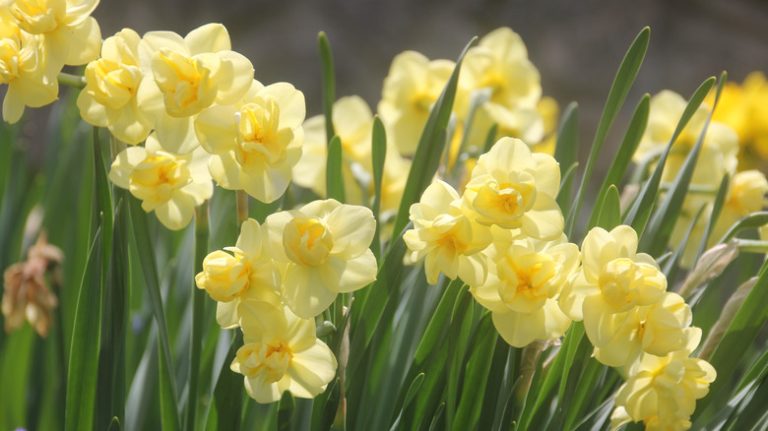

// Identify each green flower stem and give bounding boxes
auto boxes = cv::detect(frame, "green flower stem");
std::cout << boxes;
[515,340,546,407]
[58,72,86,89]
[186,203,209,431]
[236,190,249,225]
[736,239,768,254]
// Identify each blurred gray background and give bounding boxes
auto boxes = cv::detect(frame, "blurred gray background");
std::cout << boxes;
[91,0,768,130]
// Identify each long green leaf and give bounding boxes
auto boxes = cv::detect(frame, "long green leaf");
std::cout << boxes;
[566,27,650,235]
[326,135,346,202]
[128,198,180,430]
[639,73,727,255]
[623,76,717,235]
[370,116,387,259]
[186,206,209,431]
[64,228,103,431]
[452,315,496,430]
[587,94,650,228]
[317,32,336,143]
[554,102,579,220]
[694,259,768,423]
[391,37,478,237]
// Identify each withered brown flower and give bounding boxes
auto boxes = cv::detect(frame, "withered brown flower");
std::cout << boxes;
[2,233,63,337]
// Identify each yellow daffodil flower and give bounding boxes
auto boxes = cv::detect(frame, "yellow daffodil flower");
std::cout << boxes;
[195,79,304,203]
[137,23,254,153]
[195,218,281,328]
[471,236,579,347]
[77,28,154,144]
[588,292,700,367]
[1,14,58,123]
[291,95,411,216]
[559,225,666,321]
[708,72,768,169]
[4,0,101,69]
[636,90,738,187]
[462,137,564,239]
[458,27,545,150]
[265,199,377,318]
[231,300,337,403]
[404,179,491,286]
[378,50,454,155]
[109,132,213,230]
[711,169,768,242]
[611,350,716,431]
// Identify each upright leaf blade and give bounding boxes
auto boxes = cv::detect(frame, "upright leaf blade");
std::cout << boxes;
[318,32,336,143]
[554,102,579,219]
[64,228,103,431]
[326,136,346,202]
[624,76,717,235]
[566,27,650,235]
[639,73,727,255]
[391,37,478,237]
[587,94,650,228]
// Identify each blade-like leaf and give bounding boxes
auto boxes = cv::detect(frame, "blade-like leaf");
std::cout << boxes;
[391,37,478,237]
[370,116,387,259]
[317,32,336,143]
[64,228,103,431]
[326,135,346,202]
[694,259,768,423]
[566,27,650,235]
[623,76,717,235]
[128,198,180,430]
[639,73,727,256]
[555,102,579,220]
[587,94,650,228]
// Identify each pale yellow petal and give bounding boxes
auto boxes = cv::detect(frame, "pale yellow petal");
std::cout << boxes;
[214,51,255,105]
[326,204,376,257]
[333,251,377,293]
[109,146,147,189]
[154,193,197,230]
[185,23,231,55]
[283,265,337,318]
[194,104,239,154]
[261,82,306,128]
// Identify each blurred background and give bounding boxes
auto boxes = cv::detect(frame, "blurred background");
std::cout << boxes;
[89,0,768,136]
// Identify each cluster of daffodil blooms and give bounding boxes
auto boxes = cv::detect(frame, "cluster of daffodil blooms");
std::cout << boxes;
[404,138,716,429]
[634,90,768,267]
[5,4,768,427]
[195,202,377,402]
[0,0,101,122]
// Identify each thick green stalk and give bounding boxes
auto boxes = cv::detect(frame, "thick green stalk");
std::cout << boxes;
[58,72,86,89]
[186,204,209,431]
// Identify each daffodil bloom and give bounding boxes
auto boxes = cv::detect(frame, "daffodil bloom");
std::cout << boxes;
[462,27,541,110]
[194,80,304,203]
[404,179,491,286]
[708,72,768,169]
[109,133,213,230]
[0,14,58,123]
[195,219,281,328]
[531,96,559,155]
[559,225,666,321]
[711,169,768,242]
[587,292,700,367]
[77,28,154,144]
[462,137,563,239]
[265,199,377,318]
[378,50,455,155]
[291,95,411,215]
[635,90,738,187]
[231,300,337,403]
[5,0,101,69]
[611,350,716,431]
[471,236,579,347]
[137,23,254,153]
[458,27,544,149]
